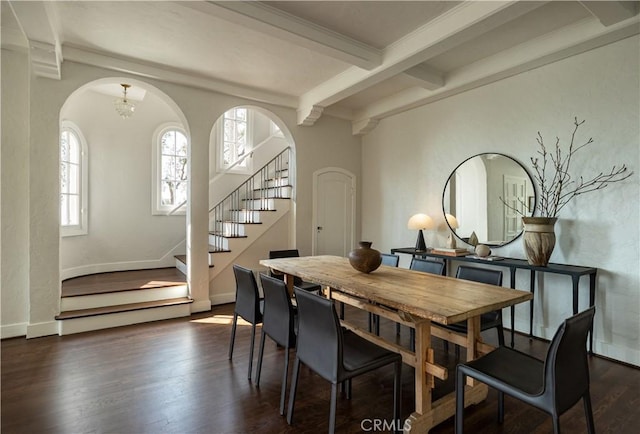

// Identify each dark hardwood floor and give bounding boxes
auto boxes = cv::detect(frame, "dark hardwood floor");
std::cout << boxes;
[2,303,638,433]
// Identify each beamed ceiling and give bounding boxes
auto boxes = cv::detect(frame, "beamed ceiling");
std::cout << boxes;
[2,1,639,134]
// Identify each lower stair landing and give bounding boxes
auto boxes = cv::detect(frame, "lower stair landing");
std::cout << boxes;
[58,268,193,335]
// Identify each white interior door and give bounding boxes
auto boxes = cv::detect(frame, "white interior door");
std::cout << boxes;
[313,168,355,257]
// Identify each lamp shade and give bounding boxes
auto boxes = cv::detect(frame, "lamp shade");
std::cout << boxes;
[407,213,434,230]
[445,214,460,229]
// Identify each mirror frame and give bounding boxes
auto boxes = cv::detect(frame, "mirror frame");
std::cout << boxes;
[442,153,535,248]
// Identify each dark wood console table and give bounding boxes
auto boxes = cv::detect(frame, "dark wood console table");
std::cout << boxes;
[390,247,597,353]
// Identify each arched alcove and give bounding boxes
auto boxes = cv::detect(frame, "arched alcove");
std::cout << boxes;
[59,78,191,280]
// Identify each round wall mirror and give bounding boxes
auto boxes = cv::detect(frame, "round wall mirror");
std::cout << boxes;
[442,153,535,247]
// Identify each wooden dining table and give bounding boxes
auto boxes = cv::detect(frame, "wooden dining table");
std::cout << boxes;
[259,255,533,433]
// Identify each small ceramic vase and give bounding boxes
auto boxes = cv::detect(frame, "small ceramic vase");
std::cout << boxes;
[348,241,382,273]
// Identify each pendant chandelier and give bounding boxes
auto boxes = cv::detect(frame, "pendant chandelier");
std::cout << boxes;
[114,83,135,119]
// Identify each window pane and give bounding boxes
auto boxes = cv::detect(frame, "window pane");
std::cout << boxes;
[162,156,175,180]
[60,162,69,193]
[69,163,79,194]
[176,182,187,204]
[235,108,247,121]
[176,157,188,180]
[68,133,80,164]
[60,132,70,162]
[176,132,188,156]
[60,194,69,225]
[161,181,173,205]
[67,195,80,225]
[237,122,246,145]
[162,131,175,155]
[224,120,235,142]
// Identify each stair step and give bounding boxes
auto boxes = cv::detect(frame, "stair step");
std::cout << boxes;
[56,297,193,320]
[174,254,219,266]
[61,268,187,298]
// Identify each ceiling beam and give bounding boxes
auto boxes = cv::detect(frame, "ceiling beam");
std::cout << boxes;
[8,0,62,79]
[579,1,639,26]
[297,0,547,126]
[403,65,445,90]
[352,15,640,131]
[62,45,298,109]
[180,1,381,70]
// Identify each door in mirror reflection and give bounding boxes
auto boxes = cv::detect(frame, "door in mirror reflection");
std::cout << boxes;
[442,153,534,247]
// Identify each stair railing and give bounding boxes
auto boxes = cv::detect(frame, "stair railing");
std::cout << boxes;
[209,147,291,252]
[166,132,283,216]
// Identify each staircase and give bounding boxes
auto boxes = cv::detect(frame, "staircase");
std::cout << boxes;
[175,148,293,282]
[56,148,293,335]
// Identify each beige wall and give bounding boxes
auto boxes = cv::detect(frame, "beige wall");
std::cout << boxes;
[361,36,640,365]
[1,49,30,337]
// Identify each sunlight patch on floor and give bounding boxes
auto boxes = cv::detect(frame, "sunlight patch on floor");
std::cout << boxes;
[191,314,253,326]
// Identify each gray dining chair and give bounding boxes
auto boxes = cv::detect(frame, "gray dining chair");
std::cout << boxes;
[287,288,402,434]
[455,306,596,434]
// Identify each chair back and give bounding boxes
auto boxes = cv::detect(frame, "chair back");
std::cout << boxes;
[544,306,595,413]
[294,287,342,382]
[232,264,262,324]
[269,249,301,259]
[381,253,400,267]
[259,273,296,348]
[410,258,445,275]
[456,265,503,286]
[269,249,304,285]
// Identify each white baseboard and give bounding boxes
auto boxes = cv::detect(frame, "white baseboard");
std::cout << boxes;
[211,292,235,306]
[1,322,27,339]
[191,299,212,313]
[26,321,59,338]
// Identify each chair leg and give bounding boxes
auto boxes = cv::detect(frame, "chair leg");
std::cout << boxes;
[443,340,449,353]
[279,347,291,416]
[346,378,352,400]
[248,323,257,381]
[455,368,466,434]
[228,313,238,360]
[393,360,402,434]
[396,323,401,336]
[255,330,266,386]
[286,358,301,425]
[339,302,345,320]
[552,415,561,434]
[498,391,504,423]
[583,393,596,434]
[368,313,374,333]
[375,315,380,336]
[497,323,505,347]
[329,383,338,434]
[455,344,460,359]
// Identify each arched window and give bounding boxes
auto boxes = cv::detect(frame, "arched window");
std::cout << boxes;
[218,107,252,173]
[153,124,188,214]
[60,121,88,236]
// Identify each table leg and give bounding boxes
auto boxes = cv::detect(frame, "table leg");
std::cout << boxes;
[529,271,536,337]
[509,268,516,347]
[404,316,488,433]
[589,273,596,354]
[284,274,295,297]
[572,275,580,314]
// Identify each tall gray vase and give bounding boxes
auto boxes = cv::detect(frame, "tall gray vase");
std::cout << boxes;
[522,217,557,266]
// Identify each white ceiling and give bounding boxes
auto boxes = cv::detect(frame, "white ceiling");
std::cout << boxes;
[3,1,639,134]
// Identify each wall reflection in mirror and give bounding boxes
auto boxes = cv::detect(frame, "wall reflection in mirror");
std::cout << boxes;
[442,153,535,247]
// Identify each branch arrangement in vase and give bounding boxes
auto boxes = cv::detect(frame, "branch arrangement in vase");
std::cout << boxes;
[506,117,633,217]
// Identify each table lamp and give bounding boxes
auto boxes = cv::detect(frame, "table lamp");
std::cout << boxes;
[445,214,460,249]
[408,213,434,252]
